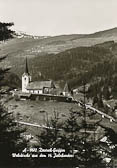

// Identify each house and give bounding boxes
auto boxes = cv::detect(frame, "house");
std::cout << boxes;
[22,58,56,95]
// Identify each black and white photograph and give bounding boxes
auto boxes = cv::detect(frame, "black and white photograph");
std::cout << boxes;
[0,0,117,168]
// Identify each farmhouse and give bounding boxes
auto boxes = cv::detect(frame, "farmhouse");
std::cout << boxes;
[22,58,56,94]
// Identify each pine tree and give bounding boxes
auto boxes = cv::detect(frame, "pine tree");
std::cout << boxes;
[35,111,63,167]
[39,111,61,148]
[0,22,14,87]
[104,127,117,157]
[58,109,106,168]
[0,21,30,168]
[0,105,29,168]
[103,85,111,100]
[98,93,104,108]
[0,22,14,41]
[57,82,106,168]
[58,109,83,167]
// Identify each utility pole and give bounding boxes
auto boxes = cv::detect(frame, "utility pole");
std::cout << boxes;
[83,81,87,168]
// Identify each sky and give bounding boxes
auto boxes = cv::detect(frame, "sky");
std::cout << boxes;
[0,0,117,36]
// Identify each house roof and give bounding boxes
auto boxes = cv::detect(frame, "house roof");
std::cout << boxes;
[27,80,55,90]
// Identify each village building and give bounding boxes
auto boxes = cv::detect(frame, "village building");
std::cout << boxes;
[22,58,56,95]
[21,58,74,102]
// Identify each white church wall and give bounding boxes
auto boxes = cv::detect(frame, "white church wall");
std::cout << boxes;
[39,90,43,94]
[22,74,31,93]
[34,90,38,94]
[30,90,34,94]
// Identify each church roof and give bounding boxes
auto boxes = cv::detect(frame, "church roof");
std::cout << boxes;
[26,80,55,90]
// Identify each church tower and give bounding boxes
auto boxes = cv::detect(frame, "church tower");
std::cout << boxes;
[22,57,31,93]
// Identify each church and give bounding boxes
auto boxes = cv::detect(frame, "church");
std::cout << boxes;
[22,58,56,95]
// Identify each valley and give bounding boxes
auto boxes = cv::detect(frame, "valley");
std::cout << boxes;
[0,26,117,153]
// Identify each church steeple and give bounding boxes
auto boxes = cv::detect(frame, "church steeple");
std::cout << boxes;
[63,82,71,93]
[22,57,31,93]
[25,57,29,74]
[63,82,71,97]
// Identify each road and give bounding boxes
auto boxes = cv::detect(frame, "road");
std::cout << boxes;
[15,120,62,130]
[73,98,116,123]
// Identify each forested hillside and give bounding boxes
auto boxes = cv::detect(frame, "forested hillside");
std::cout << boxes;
[28,41,117,99]
[1,27,117,98]
[30,42,112,80]
[1,40,116,99]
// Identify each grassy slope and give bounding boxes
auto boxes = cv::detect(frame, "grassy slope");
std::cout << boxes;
[5,98,117,136]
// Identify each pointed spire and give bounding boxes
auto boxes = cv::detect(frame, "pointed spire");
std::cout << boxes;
[63,82,71,93]
[25,57,29,74]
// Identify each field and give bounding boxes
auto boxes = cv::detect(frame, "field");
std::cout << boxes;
[5,98,81,135]
[4,96,117,138]
[6,99,80,122]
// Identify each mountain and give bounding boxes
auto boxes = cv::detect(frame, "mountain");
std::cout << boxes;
[0,27,117,57]
[86,27,117,38]
[0,27,117,84]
